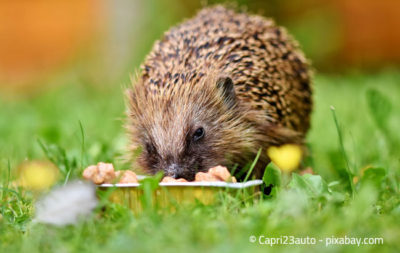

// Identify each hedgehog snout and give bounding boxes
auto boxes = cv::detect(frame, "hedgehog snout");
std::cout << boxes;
[164,162,198,181]
[164,163,184,179]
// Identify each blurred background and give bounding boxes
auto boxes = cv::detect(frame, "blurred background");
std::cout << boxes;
[1,0,400,92]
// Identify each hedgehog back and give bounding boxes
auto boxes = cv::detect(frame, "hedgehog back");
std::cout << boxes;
[141,6,312,133]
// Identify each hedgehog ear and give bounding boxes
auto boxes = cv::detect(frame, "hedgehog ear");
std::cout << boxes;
[216,76,236,108]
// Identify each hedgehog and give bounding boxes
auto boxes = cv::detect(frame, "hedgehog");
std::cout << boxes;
[126,6,312,181]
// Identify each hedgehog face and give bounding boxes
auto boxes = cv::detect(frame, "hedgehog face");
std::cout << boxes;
[139,120,219,180]
[127,74,251,180]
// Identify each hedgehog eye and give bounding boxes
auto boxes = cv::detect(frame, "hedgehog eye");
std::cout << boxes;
[193,127,205,142]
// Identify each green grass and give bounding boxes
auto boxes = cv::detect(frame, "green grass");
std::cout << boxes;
[1,70,399,252]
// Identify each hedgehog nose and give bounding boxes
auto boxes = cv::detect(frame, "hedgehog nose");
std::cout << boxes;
[165,163,183,179]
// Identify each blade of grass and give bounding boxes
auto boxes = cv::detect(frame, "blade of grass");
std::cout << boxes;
[38,138,73,184]
[1,159,12,216]
[229,163,239,177]
[243,148,262,182]
[59,146,72,185]
[79,120,86,171]
[330,106,354,197]
[37,138,52,162]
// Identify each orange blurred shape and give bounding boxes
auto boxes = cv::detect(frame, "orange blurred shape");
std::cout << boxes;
[0,0,101,86]
[336,0,400,66]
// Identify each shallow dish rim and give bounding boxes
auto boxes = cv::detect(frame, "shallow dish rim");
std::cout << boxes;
[98,179,263,189]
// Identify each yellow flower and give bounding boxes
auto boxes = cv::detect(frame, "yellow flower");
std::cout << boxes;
[267,144,302,172]
[18,161,59,191]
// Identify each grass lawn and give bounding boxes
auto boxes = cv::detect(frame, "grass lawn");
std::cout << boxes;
[1,69,399,252]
